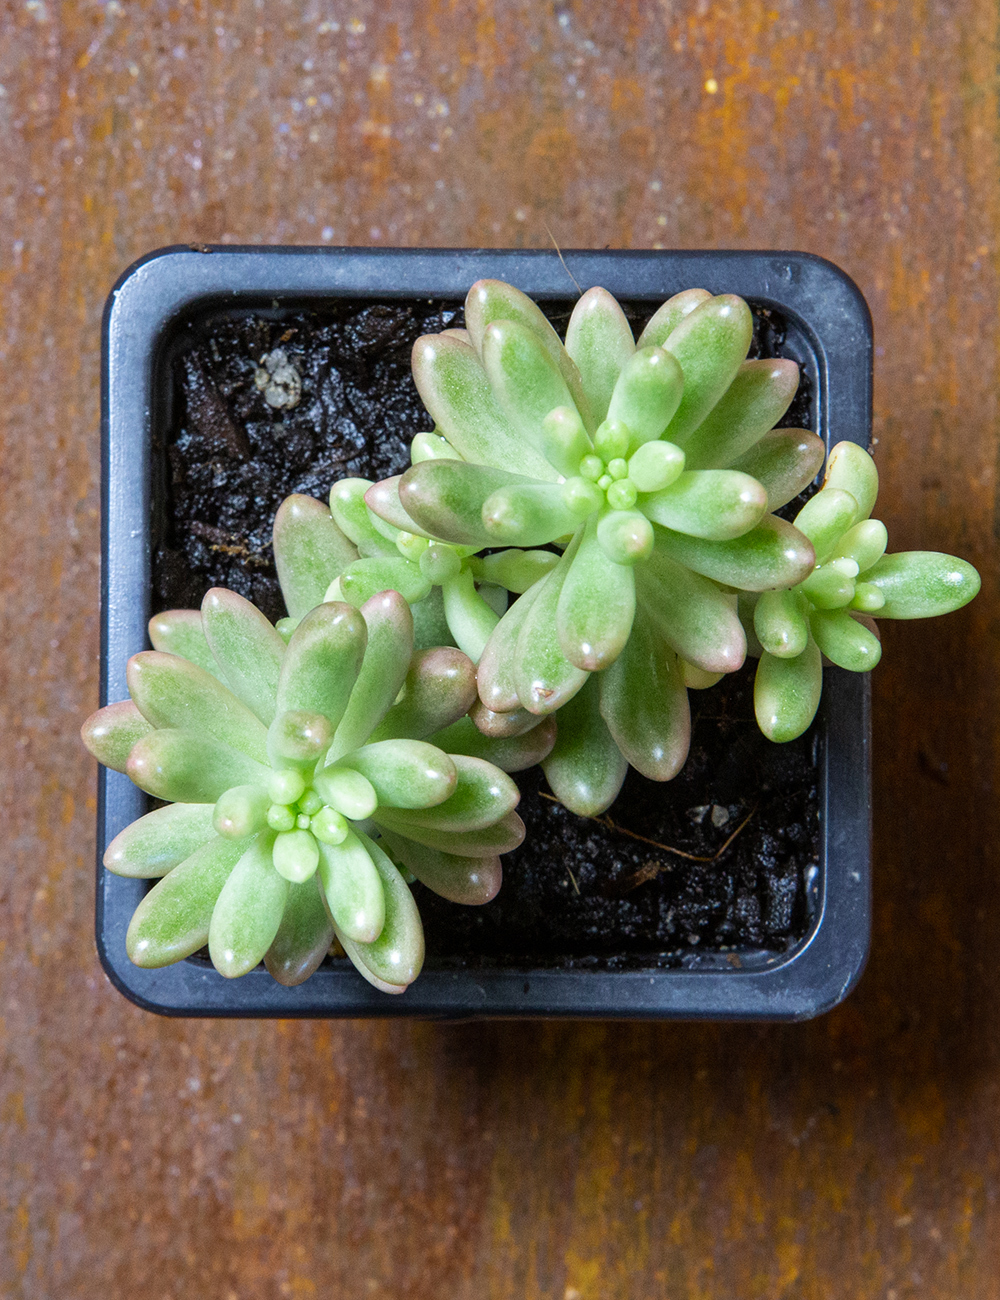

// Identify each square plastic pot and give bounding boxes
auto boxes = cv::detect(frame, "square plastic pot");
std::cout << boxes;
[98,245,872,1020]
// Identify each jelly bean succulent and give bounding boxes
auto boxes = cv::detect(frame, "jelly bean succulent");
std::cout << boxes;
[82,586,526,993]
[742,441,981,741]
[364,279,823,813]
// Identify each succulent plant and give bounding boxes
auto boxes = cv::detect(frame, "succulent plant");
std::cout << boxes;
[82,586,527,993]
[364,279,823,813]
[742,441,981,741]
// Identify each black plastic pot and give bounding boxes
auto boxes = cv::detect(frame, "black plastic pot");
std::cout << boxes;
[98,245,872,1020]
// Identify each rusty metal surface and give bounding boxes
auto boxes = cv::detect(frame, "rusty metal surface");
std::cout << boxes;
[2,1,999,1295]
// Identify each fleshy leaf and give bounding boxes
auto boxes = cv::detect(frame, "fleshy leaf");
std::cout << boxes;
[370,646,478,741]
[638,551,746,674]
[557,514,636,671]
[542,675,628,816]
[641,470,767,540]
[477,581,545,713]
[469,548,560,594]
[481,318,579,453]
[266,710,333,771]
[599,611,690,781]
[565,287,636,426]
[264,877,334,986]
[794,488,858,563]
[729,429,825,510]
[276,601,367,733]
[329,478,399,557]
[273,493,358,619]
[754,639,823,743]
[126,834,248,967]
[864,551,981,618]
[469,699,544,738]
[201,588,285,726]
[481,480,587,547]
[213,784,271,839]
[596,510,655,565]
[317,831,385,943]
[411,431,463,462]
[127,729,270,803]
[339,557,432,608]
[636,289,712,348]
[208,831,288,978]
[333,832,424,993]
[650,516,816,592]
[399,459,532,547]
[411,585,454,651]
[832,519,888,573]
[680,359,800,470]
[514,534,590,714]
[371,809,525,857]
[81,700,153,773]
[810,608,883,671]
[753,589,810,659]
[127,651,269,763]
[104,802,216,878]
[312,766,378,819]
[430,714,558,773]
[362,476,430,537]
[440,568,501,663]
[823,441,878,520]
[464,278,594,432]
[328,590,413,761]
[336,739,457,810]
[411,333,558,480]
[379,828,502,906]
[606,346,684,448]
[148,610,217,676]
[661,295,755,445]
[374,754,519,834]
[540,406,594,477]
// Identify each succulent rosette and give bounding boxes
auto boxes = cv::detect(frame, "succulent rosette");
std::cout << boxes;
[82,586,527,994]
[364,279,823,813]
[742,442,981,741]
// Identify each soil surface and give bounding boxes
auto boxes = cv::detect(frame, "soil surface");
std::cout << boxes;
[155,296,820,968]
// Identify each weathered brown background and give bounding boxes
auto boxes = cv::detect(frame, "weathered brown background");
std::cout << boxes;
[2,0,998,1295]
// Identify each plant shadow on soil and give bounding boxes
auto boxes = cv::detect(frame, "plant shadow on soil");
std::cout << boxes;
[153,296,819,972]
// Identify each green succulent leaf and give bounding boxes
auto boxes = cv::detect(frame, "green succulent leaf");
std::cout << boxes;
[127,651,269,764]
[440,568,501,663]
[430,714,558,773]
[147,609,217,675]
[337,556,432,608]
[371,754,519,834]
[599,610,691,782]
[557,513,636,671]
[317,830,386,943]
[273,493,358,619]
[565,286,636,426]
[481,317,579,451]
[477,580,545,714]
[641,469,768,541]
[729,428,826,510]
[753,588,810,659]
[370,646,478,741]
[651,515,816,592]
[680,359,800,470]
[264,877,334,987]
[481,480,587,547]
[276,601,368,733]
[627,439,685,493]
[822,441,879,520]
[539,406,595,477]
[638,549,746,674]
[312,765,378,820]
[336,739,457,810]
[810,608,883,671]
[754,639,823,743]
[411,585,454,652]
[864,551,982,618]
[514,535,590,714]
[468,699,541,737]
[469,548,560,594]
[793,488,858,563]
[411,332,557,480]
[329,478,399,558]
[207,831,288,978]
[606,346,684,449]
[328,590,413,761]
[370,808,525,858]
[104,802,216,878]
[81,700,153,773]
[213,784,271,839]
[127,729,270,803]
[126,834,248,967]
[362,475,431,538]
[399,459,531,547]
[411,430,464,462]
[201,588,286,726]
[377,828,502,906]
[332,832,424,993]
[831,518,888,572]
[541,674,628,816]
[266,709,333,771]
[660,294,755,445]
[636,288,712,349]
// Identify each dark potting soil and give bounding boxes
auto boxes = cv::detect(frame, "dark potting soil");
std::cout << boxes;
[154,296,820,970]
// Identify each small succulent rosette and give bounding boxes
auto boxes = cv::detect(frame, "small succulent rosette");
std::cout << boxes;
[741,442,981,741]
[364,279,823,813]
[82,587,527,994]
